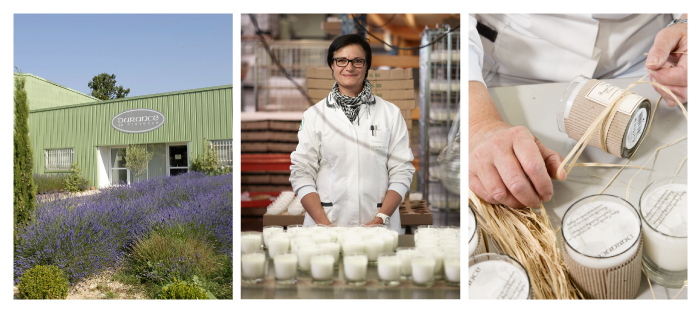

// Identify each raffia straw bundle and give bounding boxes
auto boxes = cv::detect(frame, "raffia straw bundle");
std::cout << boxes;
[468,190,584,299]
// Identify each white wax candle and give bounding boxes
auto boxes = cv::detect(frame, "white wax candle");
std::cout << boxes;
[241,252,266,279]
[263,226,284,247]
[241,233,262,254]
[397,249,417,276]
[381,234,394,253]
[342,240,365,255]
[274,254,298,280]
[390,231,399,250]
[344,255,368,281]
[319,242,340,264]
[312,234,331,245]
[641,183,687,271]
[469,260,529,299]
[411,256,435,284]
[444,257,460,282]
[310,254,335,280]
[268,235,290,258]
[468,207,479,257]
[297,246,319,271]
[364,238,384,261]
[377,256,401,281]
[562,200,640,269]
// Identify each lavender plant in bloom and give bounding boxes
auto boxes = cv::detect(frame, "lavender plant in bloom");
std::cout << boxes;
[14,172,232,285]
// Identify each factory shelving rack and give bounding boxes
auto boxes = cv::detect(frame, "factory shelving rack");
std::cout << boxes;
[418,26,460,225]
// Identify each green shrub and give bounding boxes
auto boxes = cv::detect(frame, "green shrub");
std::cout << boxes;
[125,229,221,284]
[155,278,210,299]
[34,173,68,194]
[17,265,70,299]
[189,140,232,176]
[64,162,90,192]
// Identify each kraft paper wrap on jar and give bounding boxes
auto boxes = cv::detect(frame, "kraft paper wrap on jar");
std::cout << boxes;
[561,234,643,299]
[562,78,651,158]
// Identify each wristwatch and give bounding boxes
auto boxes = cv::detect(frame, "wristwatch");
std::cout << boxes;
[376,213,390,225]
[667,18,687,27]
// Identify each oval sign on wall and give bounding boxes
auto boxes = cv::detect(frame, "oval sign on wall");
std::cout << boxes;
[111,109,166,133]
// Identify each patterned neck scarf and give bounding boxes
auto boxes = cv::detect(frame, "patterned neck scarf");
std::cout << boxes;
[332,80,374,125]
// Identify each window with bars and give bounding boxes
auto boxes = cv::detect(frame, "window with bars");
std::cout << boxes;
[45,148,74,171]
[210,140,233,168]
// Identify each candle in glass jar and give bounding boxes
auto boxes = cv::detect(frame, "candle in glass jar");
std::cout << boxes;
[262,226,284,247]
[344,254,368,283]
[241,251,266,283]
[444,253,460,285]
[319,242,340,265]
[641,182,687,271]
[241,232,262,254]
[411,255,435,286]
[342,240,365,256]
[268,233,290,259]
[469,256,530,299]
[274,253,298,284]
[561,198,640,269]
[364,238,384,262]
[468,207,479,257]
[377,254,401,282]
[396,247,417,279]
[310,254,335,283]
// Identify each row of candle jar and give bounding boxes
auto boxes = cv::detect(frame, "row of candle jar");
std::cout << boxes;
[413,225,460,250]
[242,248,460,287]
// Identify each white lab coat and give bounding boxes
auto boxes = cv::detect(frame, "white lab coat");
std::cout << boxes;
[469,14,677,87]
[289,92,415,232]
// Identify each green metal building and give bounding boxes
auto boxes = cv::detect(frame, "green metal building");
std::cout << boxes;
[23,73,233,187]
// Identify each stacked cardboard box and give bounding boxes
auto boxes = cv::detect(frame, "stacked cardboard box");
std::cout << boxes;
[306,67,415,130]
[241,112,303,192]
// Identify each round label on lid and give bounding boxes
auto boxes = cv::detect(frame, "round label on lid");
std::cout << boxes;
[625,107,648,150]
[562,201,640,258]
[642,183,687,237]
[468,260,529,299]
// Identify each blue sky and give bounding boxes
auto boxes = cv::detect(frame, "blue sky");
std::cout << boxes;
[14,14,232,97]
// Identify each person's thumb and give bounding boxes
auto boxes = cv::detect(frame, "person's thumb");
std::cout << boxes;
[534,138,565,181]
[646,29,681,70]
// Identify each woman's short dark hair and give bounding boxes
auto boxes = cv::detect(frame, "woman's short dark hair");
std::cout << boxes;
[327,34,372,80]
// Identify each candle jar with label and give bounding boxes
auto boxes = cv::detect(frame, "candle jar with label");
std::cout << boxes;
[557,75,651,158]
[561,194,642,299]
[469,253,531,300]
[241,250,266,284]
[639,176,687,288]
[241,231,263,254]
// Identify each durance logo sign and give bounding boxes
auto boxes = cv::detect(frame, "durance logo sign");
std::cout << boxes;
[111,109,166,133]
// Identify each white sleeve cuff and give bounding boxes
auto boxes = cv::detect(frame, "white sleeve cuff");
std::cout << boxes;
[295,185,317,200]
[388,183,408,200]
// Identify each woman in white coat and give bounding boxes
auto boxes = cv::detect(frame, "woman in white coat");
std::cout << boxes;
[289,34,415,232]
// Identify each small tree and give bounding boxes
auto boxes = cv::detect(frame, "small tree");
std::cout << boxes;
[189,139,231,176]
[64,162,90,192]
[14,69,37,238]
[88,73,130,100]
[125,144,153,177]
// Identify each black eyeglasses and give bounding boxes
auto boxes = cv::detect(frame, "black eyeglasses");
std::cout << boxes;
[333,58,366,68]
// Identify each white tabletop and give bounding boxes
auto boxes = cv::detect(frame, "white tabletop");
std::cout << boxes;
[487,77,688,300]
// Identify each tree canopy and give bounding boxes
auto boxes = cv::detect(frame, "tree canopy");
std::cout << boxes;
[88,73,130,100]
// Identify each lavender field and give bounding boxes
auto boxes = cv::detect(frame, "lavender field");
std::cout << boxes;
[14,172,233,299]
